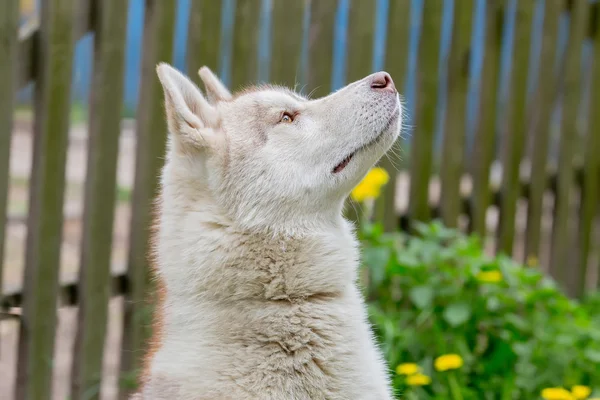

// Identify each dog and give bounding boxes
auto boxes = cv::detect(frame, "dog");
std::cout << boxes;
[134,62,403,399]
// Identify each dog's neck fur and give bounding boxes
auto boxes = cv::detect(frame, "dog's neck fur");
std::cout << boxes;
[156,152,359,306]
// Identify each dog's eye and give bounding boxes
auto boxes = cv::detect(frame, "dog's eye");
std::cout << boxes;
[280,112,294,123]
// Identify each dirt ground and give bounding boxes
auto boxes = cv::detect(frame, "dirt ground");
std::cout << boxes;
[1,117,597,399]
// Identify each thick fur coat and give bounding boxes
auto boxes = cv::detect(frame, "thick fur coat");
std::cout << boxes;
[135,63,403,399]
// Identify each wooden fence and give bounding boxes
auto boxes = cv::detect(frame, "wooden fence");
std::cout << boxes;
[1,0,600,398]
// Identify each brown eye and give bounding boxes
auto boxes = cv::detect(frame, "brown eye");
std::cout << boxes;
[280,112,294,123]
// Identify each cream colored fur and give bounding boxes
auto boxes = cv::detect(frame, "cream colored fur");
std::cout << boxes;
[136,63,403,399]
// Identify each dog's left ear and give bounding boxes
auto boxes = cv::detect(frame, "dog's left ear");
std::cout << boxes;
[198,66,232,103]
[156,63,221,150]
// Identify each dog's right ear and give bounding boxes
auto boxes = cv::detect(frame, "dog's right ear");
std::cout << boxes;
[198,66,232,103]
[156,63,221,150]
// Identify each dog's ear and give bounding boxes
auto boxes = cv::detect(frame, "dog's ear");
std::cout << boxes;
[156,63,221,149]
[198,66,232,103]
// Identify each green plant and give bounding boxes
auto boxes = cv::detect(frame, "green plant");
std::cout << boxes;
[358,220,600,399]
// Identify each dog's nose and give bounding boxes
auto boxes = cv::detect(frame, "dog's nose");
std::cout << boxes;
[370,72,396,93]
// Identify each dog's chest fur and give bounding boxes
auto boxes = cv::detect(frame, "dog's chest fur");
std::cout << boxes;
[138,196,393,399]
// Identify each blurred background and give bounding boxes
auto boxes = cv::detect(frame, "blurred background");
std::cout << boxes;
[2,0,600,399]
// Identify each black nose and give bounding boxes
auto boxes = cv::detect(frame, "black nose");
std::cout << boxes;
[370,72,396,93]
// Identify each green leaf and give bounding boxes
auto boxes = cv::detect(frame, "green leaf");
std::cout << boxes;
[584,348,600,363]
[396,252,420,268]
[443,302,472,327]
[363,246,390,286]
[487,296,501,312]
[410,285,435,309]
[363,246,390,270]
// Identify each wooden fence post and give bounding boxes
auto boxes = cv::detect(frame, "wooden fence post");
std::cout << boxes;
[579,4,600,294]
[307,0,337,98]
[270,0,306,89]
[187,0,223,87]
[0,0,19,305]
[525,0,563,261]
[16,0,75,398]
[440,0,474,228]
[471,0,504,237]
[379,0,411,231]
[409,0,443,225]
[346,0,376,84]
[119,1,176,397]
[550,0,590,292]
[70,0,129,398]
[230,0,262,89]
[498,0,535,256]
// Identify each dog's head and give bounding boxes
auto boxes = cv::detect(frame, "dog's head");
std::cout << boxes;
[156,63,402,233]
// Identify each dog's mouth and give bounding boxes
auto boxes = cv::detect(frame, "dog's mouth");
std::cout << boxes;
[332,112,399,174]
[333,153,354,173]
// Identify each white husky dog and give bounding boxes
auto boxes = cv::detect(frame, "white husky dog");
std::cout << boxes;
[135,63,402,399]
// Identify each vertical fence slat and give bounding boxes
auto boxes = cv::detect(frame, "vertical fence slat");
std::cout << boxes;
[186,0,222,87]
[408,0,444,224]
[119,1,176,397]
[379,0,411,231]
[0,0,19,296]
[525,0,563,260]
[550,0,590,292]
[471,0,504,237]
[579,5,600,294]
[343,0,376,225]
[307,0,337,98]
[346,0,376,84]
[270,0,306,88]
[231,0,261,89]
[71,0,129,398]
[498,0,535,255]
[16,0,76,398]
[440,0,474,228]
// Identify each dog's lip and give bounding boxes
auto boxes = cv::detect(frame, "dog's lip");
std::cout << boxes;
[331,111,399,174]
[333,153,354,173]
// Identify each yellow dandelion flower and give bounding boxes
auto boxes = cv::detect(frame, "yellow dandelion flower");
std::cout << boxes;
[350,183,372,203]
[406,373,431,386]
[396,363,420,375]
[350,168,390,203]
[434,354,463,372]
[572,386,592,399]
[367,167,390,186]
[476,270,503,283]
[541,387,576,400]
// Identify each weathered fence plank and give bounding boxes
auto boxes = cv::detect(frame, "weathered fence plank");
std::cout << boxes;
[119,1,176,397]
[409,0,444,224]
[70,0,129,398]
[525,0,563,259]
[346,0,376,84]
[550,0,590,292]
[379,0,411,231]
[578,5,600,294]
[440,0,474,228]
[231,0,262,89]
[15,0,76,398]
[186,0,222,87]
[307,0,337,98]
[0,0,19,300]
[343,0,376,225]
[270,0,305,88]
[471,0,504,237]
[498,0,535,256]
